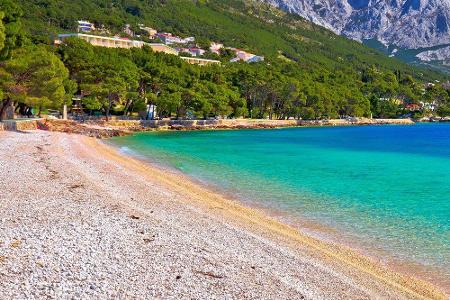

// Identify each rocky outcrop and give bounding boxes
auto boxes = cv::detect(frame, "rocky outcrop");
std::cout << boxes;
[416,116,450,122]
[416,46,450,63]
[36,120,130,138]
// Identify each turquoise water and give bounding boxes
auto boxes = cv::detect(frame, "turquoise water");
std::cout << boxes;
[110,124,450,276]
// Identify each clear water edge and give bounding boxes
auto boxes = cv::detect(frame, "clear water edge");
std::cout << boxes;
[108,124,450,291]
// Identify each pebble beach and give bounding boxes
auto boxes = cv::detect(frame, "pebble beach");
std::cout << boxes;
[0,131,447,299]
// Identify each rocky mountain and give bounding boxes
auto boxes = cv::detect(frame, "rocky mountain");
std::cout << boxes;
[417,46,450,64]
[260,0,450,50]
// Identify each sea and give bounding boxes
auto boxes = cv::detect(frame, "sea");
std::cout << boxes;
[109,123,450,286]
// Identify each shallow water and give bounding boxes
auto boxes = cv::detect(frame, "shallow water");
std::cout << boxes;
[110,123,450,280]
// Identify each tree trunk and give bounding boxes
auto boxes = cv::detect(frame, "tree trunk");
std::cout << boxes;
[0,99,9,121]
[105,105,110,121]
[0,98,14,121]
[123,99,132,116]
[105,95,112,122]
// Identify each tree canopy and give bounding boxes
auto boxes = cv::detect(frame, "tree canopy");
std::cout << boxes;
[0,44,70,118]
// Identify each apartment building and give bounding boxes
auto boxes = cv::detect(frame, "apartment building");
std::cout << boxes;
[57,33,179,55]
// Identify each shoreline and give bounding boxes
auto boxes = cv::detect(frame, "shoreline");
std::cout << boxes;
[106,135,450,295]
[1,118,415,138]
[98,135,448,298]
[0,130,447,298]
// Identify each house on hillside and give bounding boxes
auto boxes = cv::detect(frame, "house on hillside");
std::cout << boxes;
[230,54,265,63]
[183,37,195,43]
[148,43,179,55]
[58,33,144,49]
[229,48,264,63]
[234,49,254,61]
[246,55,265,63]
[420,101,438,111]
[210,42,224,54]
[156,33,194,45]
[139,25,157,37]
[77,20,95,32]
[57,33,179,56]
[405,103,421,111]
[123,24,134,37]
[187,47,206,57]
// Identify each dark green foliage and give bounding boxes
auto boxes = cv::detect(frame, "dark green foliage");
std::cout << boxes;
[0,12,5,51]
[0,44,70,119]
[0,0,25,59]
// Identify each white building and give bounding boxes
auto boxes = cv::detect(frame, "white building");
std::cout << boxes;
[246,55,265,63]
[156,33,195,45]
[77,20,95,32]
[123,24,134,36]
[57,33,179,55]
[180,57,221,66]
[146,104,157,119]
[210,42,223,54]
[178,47,206,57]
[139,25,157,37]
[420,101,438,111]
[229,48,264,63]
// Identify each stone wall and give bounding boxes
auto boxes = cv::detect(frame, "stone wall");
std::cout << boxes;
[103,118,415,130]
[0,119,40,131]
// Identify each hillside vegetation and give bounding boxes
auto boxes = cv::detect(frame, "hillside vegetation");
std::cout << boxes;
[0,0,449,121]
[18,0,446,78]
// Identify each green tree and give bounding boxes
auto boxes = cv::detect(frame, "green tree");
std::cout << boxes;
[0,45,70,119]
[157,90,182,118]
[58,37,95,82]
[78,48,139,120]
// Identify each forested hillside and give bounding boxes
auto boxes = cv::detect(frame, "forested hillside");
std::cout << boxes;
[15,0,447,78]
[1,0,450,121]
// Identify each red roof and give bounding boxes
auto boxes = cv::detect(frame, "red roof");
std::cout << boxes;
[405,104,420,109]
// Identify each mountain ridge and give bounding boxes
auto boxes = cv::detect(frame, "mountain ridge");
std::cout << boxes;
[260,0,450,50]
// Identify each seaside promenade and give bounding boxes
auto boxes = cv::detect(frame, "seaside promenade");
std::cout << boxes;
[0,130,446,299]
